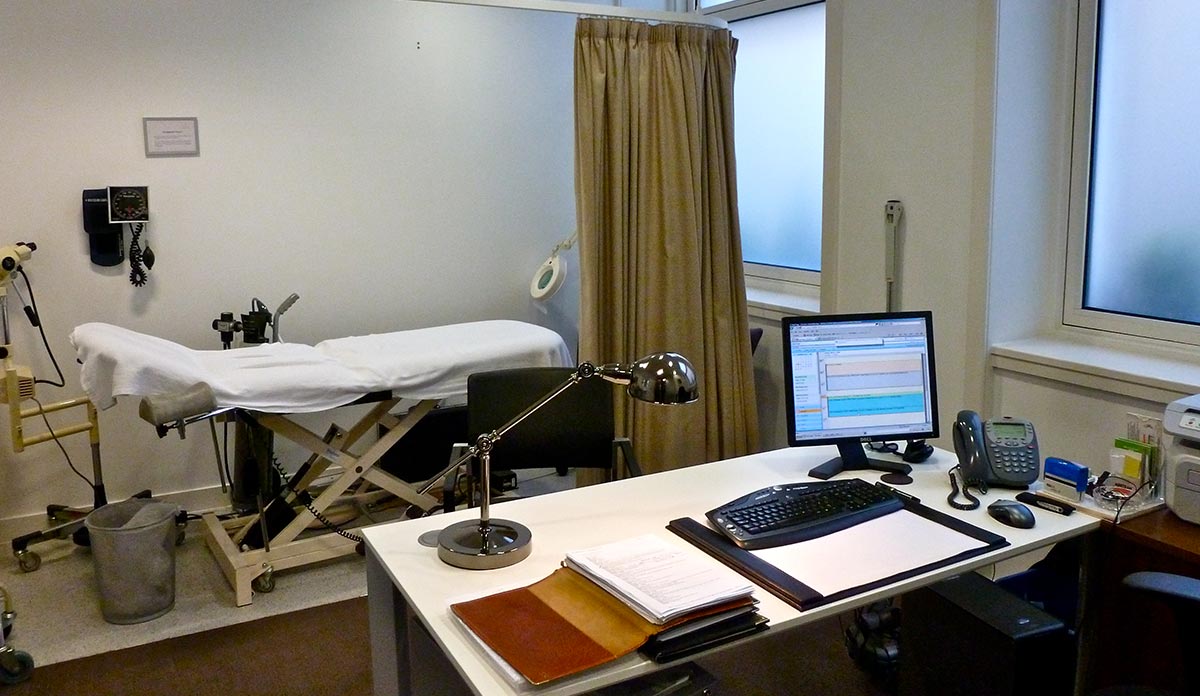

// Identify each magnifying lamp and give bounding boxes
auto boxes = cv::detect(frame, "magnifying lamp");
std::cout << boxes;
[530,232,576,302]
[435,352,699,570]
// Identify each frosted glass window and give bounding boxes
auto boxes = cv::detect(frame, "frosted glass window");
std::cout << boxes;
[1083,0,1200,325]
[732,2,825,273]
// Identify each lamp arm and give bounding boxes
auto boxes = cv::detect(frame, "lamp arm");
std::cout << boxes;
[594,362,633,384]
[432,352,693,569]
[442,368,586,527]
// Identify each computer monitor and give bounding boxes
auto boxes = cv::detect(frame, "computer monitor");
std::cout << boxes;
[782,311,940,480]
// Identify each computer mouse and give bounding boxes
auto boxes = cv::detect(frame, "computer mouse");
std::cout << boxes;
[987,499,1036,529]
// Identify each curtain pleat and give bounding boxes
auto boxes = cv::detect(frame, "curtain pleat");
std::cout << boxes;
[574,17,758,476]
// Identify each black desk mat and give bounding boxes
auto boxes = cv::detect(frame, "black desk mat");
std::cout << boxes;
[668,496,1008,611]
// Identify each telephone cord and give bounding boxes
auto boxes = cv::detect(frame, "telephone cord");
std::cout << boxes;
[946,466,982,511]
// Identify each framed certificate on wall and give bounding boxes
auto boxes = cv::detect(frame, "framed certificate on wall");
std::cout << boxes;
[143,117,199,157]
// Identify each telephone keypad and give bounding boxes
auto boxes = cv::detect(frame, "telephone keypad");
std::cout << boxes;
[997,448,1037,475]
[983,418,1040,486]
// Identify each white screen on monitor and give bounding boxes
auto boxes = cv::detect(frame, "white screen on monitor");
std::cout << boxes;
[784,312,938,446]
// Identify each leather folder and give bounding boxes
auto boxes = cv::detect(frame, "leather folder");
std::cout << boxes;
[451,566,755,685]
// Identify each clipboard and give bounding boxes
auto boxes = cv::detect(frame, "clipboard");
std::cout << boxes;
[667,496,1008,611]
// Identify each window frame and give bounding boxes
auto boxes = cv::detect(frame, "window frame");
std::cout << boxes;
[702,0,825,297]
[1062,0,1200,347]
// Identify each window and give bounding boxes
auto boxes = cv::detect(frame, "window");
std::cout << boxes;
[1064,0,1200,345]
[705,0,825,293]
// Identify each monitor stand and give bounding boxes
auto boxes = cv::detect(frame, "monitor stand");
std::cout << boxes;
[808,440,913,480]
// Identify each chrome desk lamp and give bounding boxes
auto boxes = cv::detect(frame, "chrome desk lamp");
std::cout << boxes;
[436,352,699,570]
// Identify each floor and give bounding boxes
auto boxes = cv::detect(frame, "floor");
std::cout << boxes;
[0,467,573,670]
[4,597,372,696]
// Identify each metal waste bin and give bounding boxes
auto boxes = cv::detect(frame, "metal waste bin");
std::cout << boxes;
[85,499,179,624]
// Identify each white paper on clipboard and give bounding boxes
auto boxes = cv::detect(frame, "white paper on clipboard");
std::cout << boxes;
[749,509,990,597]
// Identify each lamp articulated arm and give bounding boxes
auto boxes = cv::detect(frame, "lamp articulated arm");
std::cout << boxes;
[435,352,698,570]
[447,365,588,528]
[446,351,698,498]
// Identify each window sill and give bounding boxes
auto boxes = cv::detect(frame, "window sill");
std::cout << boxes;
[745,280,819,322]
[990,330,1200,404]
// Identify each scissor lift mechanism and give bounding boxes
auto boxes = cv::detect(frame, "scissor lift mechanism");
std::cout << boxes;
[193,396,451,606]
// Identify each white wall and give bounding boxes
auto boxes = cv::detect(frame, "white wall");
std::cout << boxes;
[748,0,996,455]
[750,0,1181,486]
[818,0,1173,475]
[821,0,995,452]
[0,0,578,520]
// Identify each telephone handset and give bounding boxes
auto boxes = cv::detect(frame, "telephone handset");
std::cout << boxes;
[952,410,1040,489]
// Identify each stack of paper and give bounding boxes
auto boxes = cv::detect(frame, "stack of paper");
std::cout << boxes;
[449,534,765,686]
[563,534,755,624]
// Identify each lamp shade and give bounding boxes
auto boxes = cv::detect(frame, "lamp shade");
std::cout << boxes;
[624,352,698,405]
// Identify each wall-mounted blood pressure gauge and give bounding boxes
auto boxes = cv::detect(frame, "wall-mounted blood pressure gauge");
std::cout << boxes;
[107,186,149,223]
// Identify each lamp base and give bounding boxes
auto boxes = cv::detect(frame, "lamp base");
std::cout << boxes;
[436,518,532,570]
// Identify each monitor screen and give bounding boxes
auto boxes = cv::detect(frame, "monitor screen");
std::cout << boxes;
[782,311,939,480]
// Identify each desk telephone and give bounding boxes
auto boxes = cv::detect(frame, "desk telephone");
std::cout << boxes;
[952,410,1040,489]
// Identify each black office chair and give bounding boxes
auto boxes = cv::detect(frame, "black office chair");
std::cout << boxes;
[1092,571,1200,696]
[442,366,642,512]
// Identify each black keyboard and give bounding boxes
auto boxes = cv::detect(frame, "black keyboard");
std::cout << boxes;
[705,478,904,550]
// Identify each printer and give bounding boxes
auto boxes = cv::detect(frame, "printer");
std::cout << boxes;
[1163,395,1200,524]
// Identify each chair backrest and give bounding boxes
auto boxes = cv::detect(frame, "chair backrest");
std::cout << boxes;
[1127,571,1200,694]
[466,367,616,472]
[1091,571,1200,696]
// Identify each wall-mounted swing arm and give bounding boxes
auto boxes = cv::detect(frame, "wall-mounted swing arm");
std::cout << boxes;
[0,242,110,572]
[884,200,904,313]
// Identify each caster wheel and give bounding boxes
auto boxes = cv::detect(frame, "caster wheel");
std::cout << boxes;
[252,571,275,594]
[355,541,365,556]
[16,551,40,573]
[175,527,186,546]
[72,527,91,547]
[0,649,33,685]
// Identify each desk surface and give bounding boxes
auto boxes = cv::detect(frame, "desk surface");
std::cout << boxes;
[1107,507,1200,565]
[363,447,1099,696]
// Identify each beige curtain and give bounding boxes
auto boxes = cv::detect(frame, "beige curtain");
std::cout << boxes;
[574,17,758,477]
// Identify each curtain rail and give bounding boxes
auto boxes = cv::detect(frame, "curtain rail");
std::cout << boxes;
[407,0,729,28]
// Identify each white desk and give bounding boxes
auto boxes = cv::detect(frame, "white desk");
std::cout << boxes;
[363,447,1099,696]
